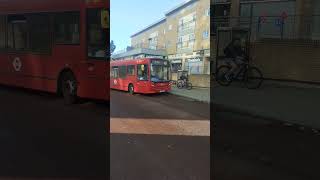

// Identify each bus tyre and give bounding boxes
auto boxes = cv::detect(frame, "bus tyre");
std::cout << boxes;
[61,72,77,105]
[128,84,134,95]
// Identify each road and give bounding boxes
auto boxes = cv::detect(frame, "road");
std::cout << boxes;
[110,90,210,180]
[0,85,107,179]
[0,86,210,179]
[213,110,320,180]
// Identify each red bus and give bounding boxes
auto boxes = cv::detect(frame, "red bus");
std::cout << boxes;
[0,0,109,104]
[110,58,171,94]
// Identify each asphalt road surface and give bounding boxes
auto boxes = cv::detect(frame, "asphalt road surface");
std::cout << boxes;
[110,90,210,180]
[213,110,320,180]
[0,85,107,179]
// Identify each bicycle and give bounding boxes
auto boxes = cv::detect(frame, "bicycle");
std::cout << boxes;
[177,79,192,90]
[170,80,177,87]
[216,60,263,89]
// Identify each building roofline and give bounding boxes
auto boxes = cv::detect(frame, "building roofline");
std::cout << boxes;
[164,0,198,16]
[130,17,166,38]
[111,48,167,59]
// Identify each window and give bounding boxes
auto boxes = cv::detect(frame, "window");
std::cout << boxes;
[119,66,127,78]
[8,15,28,51]
[127,65,135,75]
[187,59,203,75]
[189,34,195,41]
[87,9,108,59]
[137,64,148,81]
[111,67,119,78]
[171,62,182,73]
[29,14,50,53]
[0,16,6,49]
[205,8,210,16]
[54,12,80,44]
[202,30,209,39]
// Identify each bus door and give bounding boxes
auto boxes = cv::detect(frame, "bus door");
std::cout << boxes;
[136,64,149,92]
[79,8,109,99]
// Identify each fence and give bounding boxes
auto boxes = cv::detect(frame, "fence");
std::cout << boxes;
[212,15,320,42]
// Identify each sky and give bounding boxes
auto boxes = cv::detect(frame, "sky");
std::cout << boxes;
[110,0,186,52]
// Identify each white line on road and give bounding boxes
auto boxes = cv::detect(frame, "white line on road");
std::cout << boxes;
[110,118,210,137]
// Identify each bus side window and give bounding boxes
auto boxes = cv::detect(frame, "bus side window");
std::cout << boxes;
[0,15,6,50]
[7,15,28,51]
[127,65,135,76]
[112,67,119,78]
[119,65,127,79]
[137,64,148,81]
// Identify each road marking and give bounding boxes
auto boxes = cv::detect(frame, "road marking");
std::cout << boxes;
[110,118,210,137]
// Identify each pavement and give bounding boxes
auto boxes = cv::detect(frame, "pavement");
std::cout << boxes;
[213,81,320,129]
[170,80,320,130]
[170,86,210,103]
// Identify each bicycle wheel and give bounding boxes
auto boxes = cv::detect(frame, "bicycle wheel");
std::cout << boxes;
[216,65,232,86]
[187,82,192,90]
[245,66,263,89]
[177,81,184,89]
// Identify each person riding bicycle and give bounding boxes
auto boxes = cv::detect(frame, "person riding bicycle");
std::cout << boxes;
[179,72,188,82]
[224,38,247,80]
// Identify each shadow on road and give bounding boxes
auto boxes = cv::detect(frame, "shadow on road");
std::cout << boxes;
[0,85,108,179]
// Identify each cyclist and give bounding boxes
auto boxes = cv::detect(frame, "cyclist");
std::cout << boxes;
[180,72,188,82]
[224,38,247,80]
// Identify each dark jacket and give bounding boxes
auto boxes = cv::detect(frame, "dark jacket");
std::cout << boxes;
[224,42,245,58]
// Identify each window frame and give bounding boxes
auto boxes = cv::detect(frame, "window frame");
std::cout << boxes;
[54,11,80,46]
[28,13,52,54]
[0,15,7,52]
[7,14,29,53]
[137,64,149,81]
[119,65,127,79]
[86,8,108,61]
[111,66,119,78]
[127,65,135,76]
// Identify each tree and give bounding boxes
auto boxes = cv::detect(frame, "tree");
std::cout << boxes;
[110,40,116,55]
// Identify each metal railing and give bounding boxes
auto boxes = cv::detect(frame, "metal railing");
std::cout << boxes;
[212,15,320,41]
[131,42,167,50]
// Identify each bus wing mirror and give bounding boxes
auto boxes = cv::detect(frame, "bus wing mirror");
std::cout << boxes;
[101,10,109,29]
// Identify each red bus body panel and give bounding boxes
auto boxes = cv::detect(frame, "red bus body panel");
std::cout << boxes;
[0,0,110,101]
[110,58,171,94]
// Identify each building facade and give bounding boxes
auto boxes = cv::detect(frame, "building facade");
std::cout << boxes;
[131,0,210,87]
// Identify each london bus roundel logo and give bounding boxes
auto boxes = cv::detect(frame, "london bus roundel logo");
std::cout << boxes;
[12,57,22,72]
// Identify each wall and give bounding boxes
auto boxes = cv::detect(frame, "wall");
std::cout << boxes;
[189,74,210,87]
[131,21,167,49]
[251,40,320,83]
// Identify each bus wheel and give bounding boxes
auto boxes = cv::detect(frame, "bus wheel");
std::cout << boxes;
[128,84,134,95]
[61,72,77,105]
